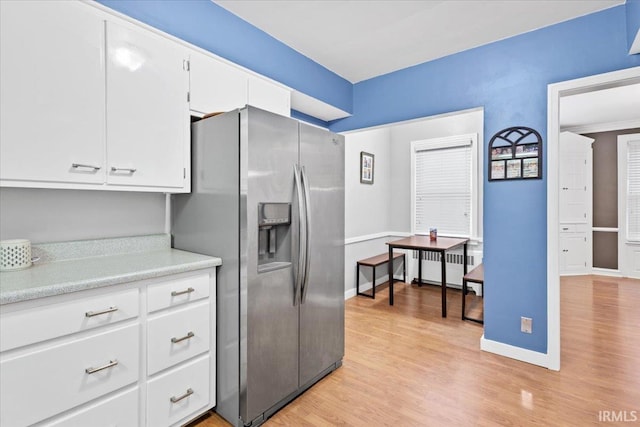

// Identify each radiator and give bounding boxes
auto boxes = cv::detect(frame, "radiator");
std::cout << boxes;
[411,249,481,291]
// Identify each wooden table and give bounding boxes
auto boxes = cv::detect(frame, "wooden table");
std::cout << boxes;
[386,236,469,317]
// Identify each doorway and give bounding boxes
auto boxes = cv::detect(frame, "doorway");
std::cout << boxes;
[547,66,640,370]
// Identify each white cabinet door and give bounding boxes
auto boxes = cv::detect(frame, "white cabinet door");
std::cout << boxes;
[247,77,291,117]
[147,356,210,427]
[0,1,105,184]
[559,132,593,224]
[0,324,139,427]
[44,388,139,427]
[147,301,210,375]
[560,233,588,274]
[190,52,248,115]
[106,21,189,189]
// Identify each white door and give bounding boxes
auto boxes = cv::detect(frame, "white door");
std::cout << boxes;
[617,133,640,278]
[0,1,105,184]
[106,21,189,189]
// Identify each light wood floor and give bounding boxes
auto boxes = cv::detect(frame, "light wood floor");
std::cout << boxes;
[192,276,640,426]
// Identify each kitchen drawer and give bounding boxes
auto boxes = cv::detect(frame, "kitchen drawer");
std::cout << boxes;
[147,273,209,313]
[0,324,139,427]
[559,223,588,233]
[147,355,210,427]
[44,387,138,427]
[1,288,138,352]
[147,300,210,375]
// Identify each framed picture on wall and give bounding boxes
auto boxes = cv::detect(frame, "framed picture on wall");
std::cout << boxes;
[491,160,505,180]
[360,151,374,184]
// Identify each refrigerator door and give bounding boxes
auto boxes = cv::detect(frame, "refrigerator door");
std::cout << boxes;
[298,124,345,387]
[240,107,301,425]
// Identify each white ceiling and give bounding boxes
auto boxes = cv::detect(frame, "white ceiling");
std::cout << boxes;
[214,0,624,83]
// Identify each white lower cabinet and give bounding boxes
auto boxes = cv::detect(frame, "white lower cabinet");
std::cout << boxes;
[147,356,210,427]
[44,387,139,427]
[560,226,589,274]
[0,324,139,427]
[0,269,216,427]
[147,301,210,375]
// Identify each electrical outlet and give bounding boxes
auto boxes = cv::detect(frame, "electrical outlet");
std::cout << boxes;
[521,317,533,334]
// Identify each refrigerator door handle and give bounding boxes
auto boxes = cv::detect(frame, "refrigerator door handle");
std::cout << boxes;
[294,164,306,306]
[300,165,312,304]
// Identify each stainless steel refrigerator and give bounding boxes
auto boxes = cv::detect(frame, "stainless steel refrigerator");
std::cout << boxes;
[171,106,345,427]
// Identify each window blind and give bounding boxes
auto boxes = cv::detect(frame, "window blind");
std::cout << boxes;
[414,142,471,237]
[627,140,640,241]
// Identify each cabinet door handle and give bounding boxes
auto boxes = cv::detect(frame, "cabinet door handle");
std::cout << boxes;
[171,287,195,297]
[85,359,118,374]
[72,163,101,171]
[171,331,195,344]
[111,167,137,173]
[85,306,118,317]
[170,388,194,403]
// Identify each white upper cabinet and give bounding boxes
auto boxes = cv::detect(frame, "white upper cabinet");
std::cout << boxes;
[0,1,190,192]
[248,76,291,117]
[0,1,105,185]
[106,21,189,190]
[559,132,593,224]
[190,51,248,115]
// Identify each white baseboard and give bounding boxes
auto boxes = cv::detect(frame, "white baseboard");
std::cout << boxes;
[480,335,551,369]
[345,288,356,300]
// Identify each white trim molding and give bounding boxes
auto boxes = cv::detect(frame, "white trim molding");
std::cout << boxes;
[480,335,549,368]
[547,66,640,372]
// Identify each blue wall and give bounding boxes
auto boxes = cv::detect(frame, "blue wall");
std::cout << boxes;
[99,0,639,355]
[332,5,639,353]
[628,0,640,51]
[97,0,353,114]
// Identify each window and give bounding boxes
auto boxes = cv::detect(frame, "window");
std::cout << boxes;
[626,139,640,241]
[411,134,478,238]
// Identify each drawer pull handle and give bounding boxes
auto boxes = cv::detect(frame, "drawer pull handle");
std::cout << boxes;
[171,287,195,297]
[111,167,137,174]
[72,163,101,171]
[85,359,118,374]
[171,331,195,344]
[170,388,194,403]
[85,306,118,317]
[562,227,569,231]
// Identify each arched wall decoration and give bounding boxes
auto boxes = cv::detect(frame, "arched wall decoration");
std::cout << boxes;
[488,126,543,181]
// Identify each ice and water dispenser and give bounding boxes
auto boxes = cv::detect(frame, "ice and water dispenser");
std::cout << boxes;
[257,202,292,273]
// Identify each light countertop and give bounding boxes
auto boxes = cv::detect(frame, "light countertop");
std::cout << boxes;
[0,234,221,305]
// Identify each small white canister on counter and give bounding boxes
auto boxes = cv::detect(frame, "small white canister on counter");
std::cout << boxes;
[0,239,34,271]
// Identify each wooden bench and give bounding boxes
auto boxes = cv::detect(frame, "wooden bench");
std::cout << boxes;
[356,252,406,299]
[462,263,484,324]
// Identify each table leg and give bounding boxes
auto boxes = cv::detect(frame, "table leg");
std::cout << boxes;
[389,245,394,306]
[373,266,376,299]
[462,277,467,320]
[463,242,468,276]
[441,251,447,317]
[403,254,406,283]
[418,249,423,286]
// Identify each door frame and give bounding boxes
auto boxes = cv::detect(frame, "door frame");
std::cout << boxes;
[547,66,640,371]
